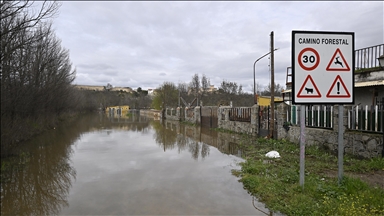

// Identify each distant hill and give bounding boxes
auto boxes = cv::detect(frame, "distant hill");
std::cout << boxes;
[73,85,133,93]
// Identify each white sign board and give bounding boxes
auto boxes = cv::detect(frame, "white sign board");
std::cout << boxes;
[292,31,354,104]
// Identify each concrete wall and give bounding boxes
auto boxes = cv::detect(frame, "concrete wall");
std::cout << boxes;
[355,70,384,82]
[278,105,383,158]
[162,104,383,158]
[217,106,258,135]
[182,107,201,125]
[139,109,161,119]
[165,108,180,121]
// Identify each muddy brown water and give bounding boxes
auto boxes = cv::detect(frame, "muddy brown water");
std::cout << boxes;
[1,112,278,215]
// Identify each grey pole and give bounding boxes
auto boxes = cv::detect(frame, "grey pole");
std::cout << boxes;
[338,105,344,185]
[253,62,256,104]
[299,105,306,188]
[270,31,275,138]
[253,48,279,104]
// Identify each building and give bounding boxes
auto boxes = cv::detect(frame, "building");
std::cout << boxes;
[257,95,284,106]
[105,105,130,115]
[73,85,133,93]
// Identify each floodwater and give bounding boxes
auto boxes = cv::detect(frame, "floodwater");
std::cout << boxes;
[1,112,277,215]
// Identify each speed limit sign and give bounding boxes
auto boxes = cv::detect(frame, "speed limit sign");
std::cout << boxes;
[298,47,320,71]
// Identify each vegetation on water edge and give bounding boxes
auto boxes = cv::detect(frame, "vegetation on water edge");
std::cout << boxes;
[233,137,384,216]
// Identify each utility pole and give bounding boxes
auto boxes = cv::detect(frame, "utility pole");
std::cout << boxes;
[270,31,275,138]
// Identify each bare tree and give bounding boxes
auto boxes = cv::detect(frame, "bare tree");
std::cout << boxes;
[1,1,81,155]
[1,1,60,66]
[255,81,263,95]
[201,74,210,95]
[104,83,113,91]
[190,73,200,97]
[219,80,241,95]
[261,83,284,96]
[177,82,189,96]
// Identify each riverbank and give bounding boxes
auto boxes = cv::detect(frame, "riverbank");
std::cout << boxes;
[1,111,84,157]
[233,136,384,215]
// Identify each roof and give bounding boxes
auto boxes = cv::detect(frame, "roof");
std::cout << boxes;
[258,95,284,100]
[355,80,384,87]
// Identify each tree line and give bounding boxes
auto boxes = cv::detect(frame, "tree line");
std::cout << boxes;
[0,1,285,156]
[1,1,87,155]
[150,73,284,109]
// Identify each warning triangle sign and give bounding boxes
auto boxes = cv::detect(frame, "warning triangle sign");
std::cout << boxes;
[326,75,351,98]
[326,48,350,71]
[297,75,322,98]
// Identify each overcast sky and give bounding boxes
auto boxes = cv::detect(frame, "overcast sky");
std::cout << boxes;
[49,1,383,92]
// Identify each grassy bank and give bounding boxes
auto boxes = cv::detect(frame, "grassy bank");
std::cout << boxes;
[233,137,384,216]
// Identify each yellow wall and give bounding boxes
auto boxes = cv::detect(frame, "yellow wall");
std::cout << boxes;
[105,105,130,113]
[257,96,283,106]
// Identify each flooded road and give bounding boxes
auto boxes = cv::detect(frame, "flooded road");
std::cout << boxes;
[1,112,273,215]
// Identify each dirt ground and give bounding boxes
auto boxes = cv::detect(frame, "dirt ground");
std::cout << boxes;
[325,170,384,189]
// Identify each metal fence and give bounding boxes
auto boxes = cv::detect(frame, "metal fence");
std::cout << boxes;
[347,105,383,133]
[288,104,384,133]
[229,107,251,122]
[355,44,384,70]
[166,108,176,116]
[186,108,194,118]
[288,105,333,129]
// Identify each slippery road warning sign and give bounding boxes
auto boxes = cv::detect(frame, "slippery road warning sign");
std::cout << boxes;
[292,31,354,104]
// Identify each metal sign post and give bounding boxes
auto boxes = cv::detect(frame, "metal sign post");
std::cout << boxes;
[338,105,344,185]
[292,30,354,187]
[299,105,305,188]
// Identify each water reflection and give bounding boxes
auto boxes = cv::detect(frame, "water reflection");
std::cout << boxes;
[152,120,243,160]
[0,115,90,215]
[105,111,151,132]
[1,113,274,215]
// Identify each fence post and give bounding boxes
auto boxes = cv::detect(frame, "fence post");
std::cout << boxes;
[225,108,229,121]
[195,106,201,125]
[176,107,180,121]
[333,105,339,132]
[276,103,288,139]
[251,105,258,135]
[375,105,378,132]
[251,105,257,124]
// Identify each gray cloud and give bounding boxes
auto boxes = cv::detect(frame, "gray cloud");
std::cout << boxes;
[53,1,383,92]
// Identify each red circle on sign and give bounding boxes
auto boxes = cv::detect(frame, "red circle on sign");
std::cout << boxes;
[298,47,320,71]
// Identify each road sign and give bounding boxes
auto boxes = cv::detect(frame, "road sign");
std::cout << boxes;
[297,75,321,98]
[298,48,320,71]
[326,75,351,98]
[292,31,354,104]
[326,48,351,71]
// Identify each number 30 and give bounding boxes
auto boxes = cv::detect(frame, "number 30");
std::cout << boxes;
[303,55,315,63]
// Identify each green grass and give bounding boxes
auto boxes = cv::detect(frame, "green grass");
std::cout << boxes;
[234,137,384,216]
[125,112,133,117]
